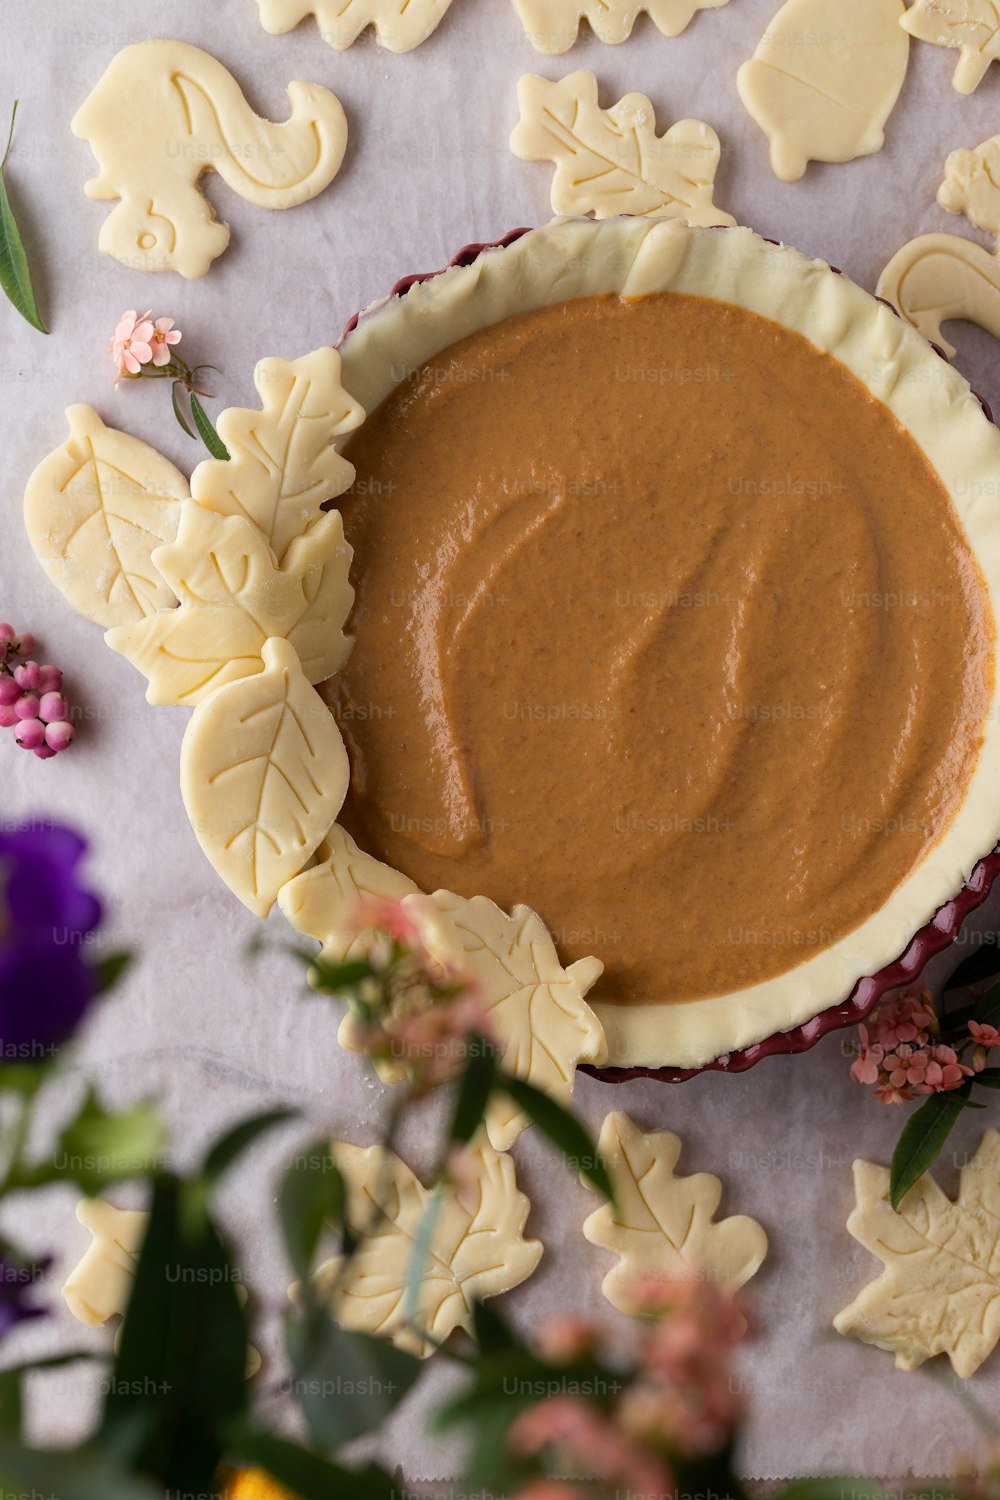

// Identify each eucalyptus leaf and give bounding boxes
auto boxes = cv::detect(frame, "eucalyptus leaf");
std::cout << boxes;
[189,392,230,460]
[890,1089,969,1209]
[278,1140,344,1283]
[284,1307,422,1451]
[201,1108,295,1190]
[225,1425,396,1499]
[501,1075,616,1203]
[0,103,46,334]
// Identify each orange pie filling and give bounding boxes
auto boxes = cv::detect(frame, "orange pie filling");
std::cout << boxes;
[332,292,995,1009]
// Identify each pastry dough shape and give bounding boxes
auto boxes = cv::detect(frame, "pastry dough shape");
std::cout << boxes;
[63,1199,261,1376]
[253,0,455,51]
[278,832,608,1152]
[310,1137,542,1356]
[180,637,350,918]
[72,40,348,278]
[190,348,364,565]
[737,0,909,182]
[582,1111,768,1315]
[105,502,353,707]
[23,406,189,629]
[878,135,1000,357]
[902,0,1000,95]
[510,72,735,225]
[834,1131,1000,1378]
[510,0,731,53]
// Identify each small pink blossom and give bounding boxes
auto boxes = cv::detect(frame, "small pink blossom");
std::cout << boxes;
[915,1044,973,1094]
[970,1021,1000,1048]
[535,1316,597,1366]
[149,316,182,367]
[511,1396,671,1498]
[348,894,427,952]
[111,310,155,378]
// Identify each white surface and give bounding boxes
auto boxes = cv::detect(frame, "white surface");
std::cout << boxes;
[3,0,1000,1481]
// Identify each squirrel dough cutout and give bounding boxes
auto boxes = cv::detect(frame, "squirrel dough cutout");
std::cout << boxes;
[737,0,909,182]
[72,40,348,278]
[254,0,455,51]
[878,134,1000,357]
[902,0,1000,95]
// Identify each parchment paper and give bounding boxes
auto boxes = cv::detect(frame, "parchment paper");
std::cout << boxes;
[3,0,1000,1480]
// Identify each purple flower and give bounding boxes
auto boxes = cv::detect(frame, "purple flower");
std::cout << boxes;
[0,1253,49,1338]
[0,823,102,1057]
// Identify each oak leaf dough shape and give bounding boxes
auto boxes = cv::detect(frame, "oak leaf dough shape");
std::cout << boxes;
[311,1137,542,1356]
[737,0,909,182]
[278,837,608,1152]
[902,0,1000,94]
[105,501,353,706]
[72,39,348,278]
[509,0,731,53]
[510,72,735,225]
[878,134,1000,357]
[180,637,350,917]
[190,347,364,564]
[834,1131,1000,1378]
[62,1199,147,1327]
[582,1111,768,1315]
[253,0,455,51]
[23,405,190,629]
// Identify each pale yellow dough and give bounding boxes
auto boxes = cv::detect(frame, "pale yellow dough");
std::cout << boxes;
[878,134,1000,357]
[835,1132,1000,1378]
[23,406,190,629]
[582,1112,767,1314]
[180,637,349,918]
[309,1137,542,1356]
[510,72,734,225]
[510,0,731,53]
[902,0,1000,94]
[737,0,909,182]
[72,40,348,278]
[253,0,454,50]
[278,829,608,1152]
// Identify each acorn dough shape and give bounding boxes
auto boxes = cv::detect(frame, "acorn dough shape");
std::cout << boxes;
[737,0,909,182]
[879,133,1000,357]
[902,0,1000,95]
[72,39,348,278]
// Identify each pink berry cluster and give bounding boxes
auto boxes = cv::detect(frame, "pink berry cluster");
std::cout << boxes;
[0,625,74,760]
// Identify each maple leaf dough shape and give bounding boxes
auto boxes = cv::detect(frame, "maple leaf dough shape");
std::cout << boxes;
[180,637,350,917]
[509,0,731,54]
[835,1131,1000,1378]
[253,0,456,51]
[72,39,348,278]
[878,134,1000,358]
[902,0,1000,94]
[511,72,735,226]
[22,406,190,629]
[737,0,909,182]
[311,1137,542,1356]
[278,829,608,1151]
[582,1111,768,1314]
[63,1199,261,1376]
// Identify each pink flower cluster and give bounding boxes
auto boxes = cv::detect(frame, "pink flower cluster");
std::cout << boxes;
[511,1276,744,1500]
[849,987,973,1104]
[111,310,181,381]
[0,626,74,760]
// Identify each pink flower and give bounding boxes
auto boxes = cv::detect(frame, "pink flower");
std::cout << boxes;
[535,1316,597,1365]
[970,1021,1000,1048]
[348,895,426,952]
[512,1485,587,1500]
[850,1024,884,1086]
[111,310,155,378]
[884,1043,930,1091]
[915,1044,973,1094]
[511,1396,671,1497]
[149,316,181,367]
[386,992,493,1092]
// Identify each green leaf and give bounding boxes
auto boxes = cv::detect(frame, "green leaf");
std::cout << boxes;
[189,392,230,460]
[944,945,1000,993]
[102,1174,248,1493]
[471,1295,520,1356]
[201,1108,295,1191]
[972,1069,1000,1089]
[0,1441,162,1500]
[26,1091,166,1195]
[500,1075,615,1204]
[225,1425,396,1500]
[278,1140,344,1283]
[403,1182,446,1330]
[307,955,377,992]
[284,1306,422,1451]
[890,1089,970,1209]
[775,1480,888,1500]
[0,1353,95,1439]
[0,104,46,334]
[448,1035,498,1147]
[171,380,198,442]
[91,951,133,997]
[973,981,1000,1032]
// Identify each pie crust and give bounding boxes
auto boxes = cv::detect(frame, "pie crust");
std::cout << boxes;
[335,217,1000,1071]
